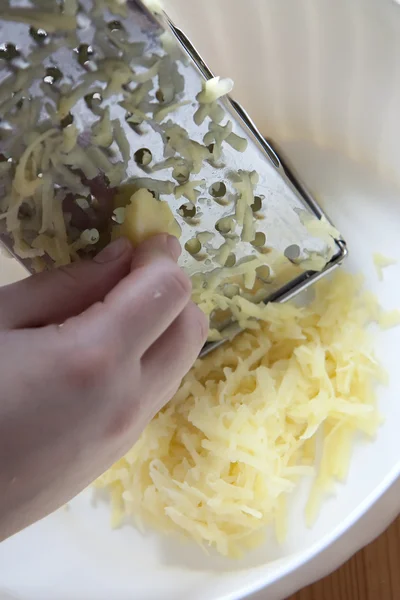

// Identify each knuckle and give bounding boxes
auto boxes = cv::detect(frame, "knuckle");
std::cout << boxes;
[158,261,192,300]
[64,342,115,389]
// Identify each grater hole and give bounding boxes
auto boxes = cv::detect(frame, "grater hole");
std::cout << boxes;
[60,113,74,129]
[178,203,196,219]
[108,20,124,31]
[44,67,63,85]
[284,244,301,262]
[215,217,234,235]
[251,232,266,247]
[0,43,20,61]
[29,27,48,43]
[223,283,240,298]
[84,92,103,111]
[75,44,94,66]
[251,196,262,212]
[209,182,226,198]
[134,148,152,167]
[185,238,201,255]
[256,265,271,282]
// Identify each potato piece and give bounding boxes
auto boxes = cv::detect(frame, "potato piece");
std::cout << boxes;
[113,184,138,209]
[113,188,181,247]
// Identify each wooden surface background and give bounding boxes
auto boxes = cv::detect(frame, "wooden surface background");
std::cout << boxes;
[287,515,400,599]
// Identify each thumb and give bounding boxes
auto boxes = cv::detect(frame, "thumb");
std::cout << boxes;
[0,237,133,330]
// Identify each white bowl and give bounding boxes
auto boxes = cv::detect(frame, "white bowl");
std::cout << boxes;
[1,0,400,599]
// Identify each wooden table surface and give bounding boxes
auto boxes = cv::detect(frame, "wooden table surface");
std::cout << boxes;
[287,515,400,600]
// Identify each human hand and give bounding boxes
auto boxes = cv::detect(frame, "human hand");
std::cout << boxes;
[0,234,207,541]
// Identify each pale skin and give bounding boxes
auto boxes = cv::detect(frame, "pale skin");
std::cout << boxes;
[0,234,208,542]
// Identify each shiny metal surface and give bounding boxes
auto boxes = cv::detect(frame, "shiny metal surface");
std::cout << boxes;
[0,0,347,353]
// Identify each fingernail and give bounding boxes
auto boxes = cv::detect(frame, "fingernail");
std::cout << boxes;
[94,237,130,264]
[167,235,181,262]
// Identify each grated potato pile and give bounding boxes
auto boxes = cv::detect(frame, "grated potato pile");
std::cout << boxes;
[95,271,387,557]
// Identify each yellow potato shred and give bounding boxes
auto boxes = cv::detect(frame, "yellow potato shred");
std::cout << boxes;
[95,271,387,558]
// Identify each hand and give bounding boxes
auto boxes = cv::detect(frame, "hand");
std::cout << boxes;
[0,234,207,541]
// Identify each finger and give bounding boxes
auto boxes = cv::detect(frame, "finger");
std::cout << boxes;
[130,233,182,269]
[141,301,208,412]
[66,234,191,356]
[0,237,133,330]
[137,381,182,428]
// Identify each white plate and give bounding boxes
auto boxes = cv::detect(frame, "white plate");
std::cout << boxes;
[1,0,400,598]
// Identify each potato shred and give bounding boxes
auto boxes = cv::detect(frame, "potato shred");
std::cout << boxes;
[95,271,386,557]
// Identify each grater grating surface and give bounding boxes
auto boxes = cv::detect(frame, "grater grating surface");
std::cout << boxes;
[0,0,347,354]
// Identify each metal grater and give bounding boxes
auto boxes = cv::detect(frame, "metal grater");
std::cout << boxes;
[0,0,347,356]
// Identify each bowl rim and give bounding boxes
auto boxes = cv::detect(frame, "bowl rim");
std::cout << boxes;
[227,462,400,600]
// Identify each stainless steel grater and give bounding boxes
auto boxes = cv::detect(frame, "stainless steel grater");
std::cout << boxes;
[0,0,347,355]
